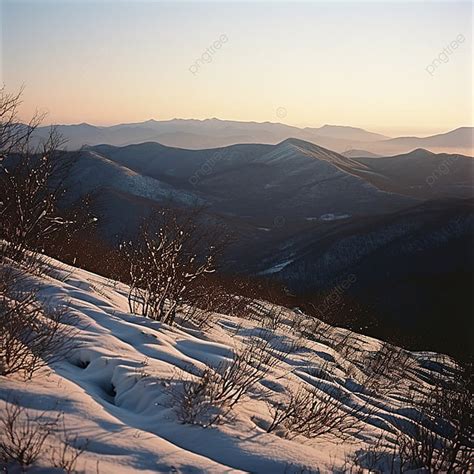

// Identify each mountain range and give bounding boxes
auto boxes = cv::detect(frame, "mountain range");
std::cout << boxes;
[33,119,473,156]
[58,138,474,357]
[70,138,473,228]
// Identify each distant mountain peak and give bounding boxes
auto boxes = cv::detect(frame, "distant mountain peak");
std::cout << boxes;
[277,137,333,153]
[279,137,310,147]
[411,148,435,155]
[320,124,365,131]
[302,124,390,142]
[67,122,95,128]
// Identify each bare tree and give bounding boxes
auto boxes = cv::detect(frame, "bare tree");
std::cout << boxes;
[121,208,222,326]
[0,86,94,264]
[0,86,43,159]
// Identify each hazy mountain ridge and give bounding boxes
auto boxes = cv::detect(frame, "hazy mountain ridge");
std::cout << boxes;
[371,127,473,156]
[31,119,473,156]
[305,124,388,142]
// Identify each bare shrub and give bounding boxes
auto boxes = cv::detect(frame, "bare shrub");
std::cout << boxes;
[173,367,220,426]
[178,304,215,330]
[211,336,286,405]
[391,364,473,472]
[121,208,224,326]
[174,335,288,426]
[267,385,314,436]
[350,343,417,394]
[46,227,124,282]
[176,277,237,329]
[0,399,59,468]
[350,432,395,472]
[50,419,88,474]
[247,302,288,331]
[267,379,368,442]
[295,314,328,344]
[332,330,358,356]
[0,266,76,379]
[176,272,263,330]
[0,399,87,472]
[352,363,474,472]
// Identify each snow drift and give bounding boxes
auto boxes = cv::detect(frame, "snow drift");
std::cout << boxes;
[0,257,464,473]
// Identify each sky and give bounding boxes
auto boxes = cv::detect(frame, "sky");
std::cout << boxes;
[1,0,472,137]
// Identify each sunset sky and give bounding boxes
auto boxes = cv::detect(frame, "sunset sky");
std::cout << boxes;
[1,0,472,137]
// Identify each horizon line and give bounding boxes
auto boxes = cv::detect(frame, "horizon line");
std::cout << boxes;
[35,117,473,140]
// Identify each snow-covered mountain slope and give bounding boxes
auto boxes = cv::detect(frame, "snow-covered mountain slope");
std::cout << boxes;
[342,149,382,158]
[0,259,458,473]
[68,150,202,207]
